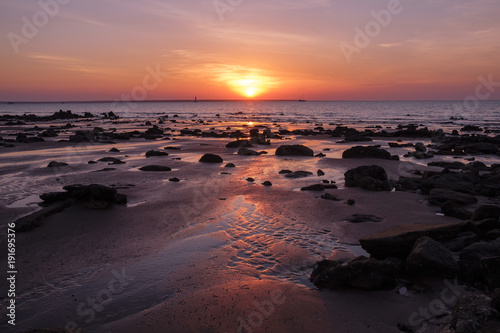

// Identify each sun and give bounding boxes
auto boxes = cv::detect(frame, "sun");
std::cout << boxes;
[245,87,257,97]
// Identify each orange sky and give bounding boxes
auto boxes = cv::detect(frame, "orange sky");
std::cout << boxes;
[1,0,500,101]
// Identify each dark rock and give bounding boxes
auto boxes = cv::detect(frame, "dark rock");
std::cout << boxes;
[109,148,120,152]
[427,161,465,169]
[301,184,325,191]
[321,193,342,201]
[164,146,181,150]
[472,205,500,221]
[441,294,500,333]
[39,129,58,137]
[442,232,480,252]
[226,140,253,148]
[145,125,163,135]
[146,150,168,158]
[14,203,70,232]
[419,172,478,194]
[415,142,427,152]
[95,168,116,172]
[405,236,459,278]
[344,165,392,191]
[169,177,180,182]
[39,192,69,204]
[139,165,172,172]
[238,147,260,156]
[360,222,465,259]
[262,181,272,186]
[279,169,292,174]
[309,256,397,290]
[225,163,236,168]
[315,153,326,157]
[459,239,500,284]
[466,142,498,154]
[428,188,477,205]
[246,177,255,182]
[317,169,325,177]
[63,184,126,207]
[199,154,223,163]
[324,184,338,189]
[342,146,397,160]
[474,219,500,233]
[275,144,314,156]
[347,214,382,223]
[347,199,356,205]
[441,201,473,220]
[285,171,313,178]
[47,161,68,168]
[481,257,500,290]
[461,125,483,132]
[98,157,125,165]
[396,176,420,192]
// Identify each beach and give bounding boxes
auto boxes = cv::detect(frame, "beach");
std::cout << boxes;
[1,106,500,333]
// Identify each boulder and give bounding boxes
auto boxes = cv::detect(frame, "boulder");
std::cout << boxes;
[342,146,397,160]
[440,295,500,333]
[466,142,498,154]
[405,236,459,278]
[428,188,477,205]
[238,148,260,156]
[481,257,500,290]
[98,157,125,164]
[441,201,473,220]
[275,144,314,156]
[14,203,70,232]
[310,256,397,290]
[285,171,313,178]
[145,150,168,158]
[442,232,480,252]
[199,154,223,163]
[262,181,272,186]
[459,239,500,285]
[472,205,500,221]
[226,140,252,148]
[225,163,236,168]
[321,193,342,201]
[47,161,68,168]
[419,172,478,194]
[300,184,325,191]
[360,222,465,259]
[344,165,392,191]
[139,165,172,172]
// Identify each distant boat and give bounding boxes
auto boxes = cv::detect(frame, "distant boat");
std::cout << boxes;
[194,96,198,103]
[298,98,306,102]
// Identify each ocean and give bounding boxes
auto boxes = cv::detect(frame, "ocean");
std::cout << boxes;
[1,100,500,130]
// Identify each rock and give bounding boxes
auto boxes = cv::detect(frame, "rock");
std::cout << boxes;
[169,177,180,182]
[309,256,397,290]
[279,169,292,174]
[315,153,326,157]
[146,150,168,158]
[419,172,478,194]
[225,163,236,168]
[347,214,382,223]
[285,171,313,178]
[481,257,500,290]
[441,294,500,333]
[415,142,427,152]
[39,129,58,137]
[472,205,500,221]
[246,177,255,182]
[405,236,459,278]
[39,192,69,204]
[47,161,68,168]
[109,148,120,152]
[14,203,70,232]
[139,165,172,172]
[226,140,252,148]
[466,143,498,154]
[97,157,125,164]
[461,125,483,132]
[342,146,397,160]
[238,147,260,156]
[199,154,223,163]
[22,328,68,333]
[344,165,392,191]
[321,193,342,201]
[427,161,465,169]
[492,289,500,312]
[442,232,480,252]
[428,188,477,205]
[441,201,473,220]
[360,222,465,259]
[459,239,500,285]
[474,218,500,233]
[262,181,272,186]
[317,169,325,177]
[301,184,325,191]
[63,184,127,207]
[145,125,163,135]
[396,176,420,192]
[275,144,314,156]
[346,199,356,205]
[164,146,181,150]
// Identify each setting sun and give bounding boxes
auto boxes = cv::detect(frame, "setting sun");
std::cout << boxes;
[245,87,256,97]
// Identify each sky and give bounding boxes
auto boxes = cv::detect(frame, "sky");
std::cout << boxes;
[1,0,499,101]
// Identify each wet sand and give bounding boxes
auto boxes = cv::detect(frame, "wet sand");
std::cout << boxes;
[1,116,499,332]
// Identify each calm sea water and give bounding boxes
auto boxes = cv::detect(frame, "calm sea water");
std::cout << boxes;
[1,100,499,130]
